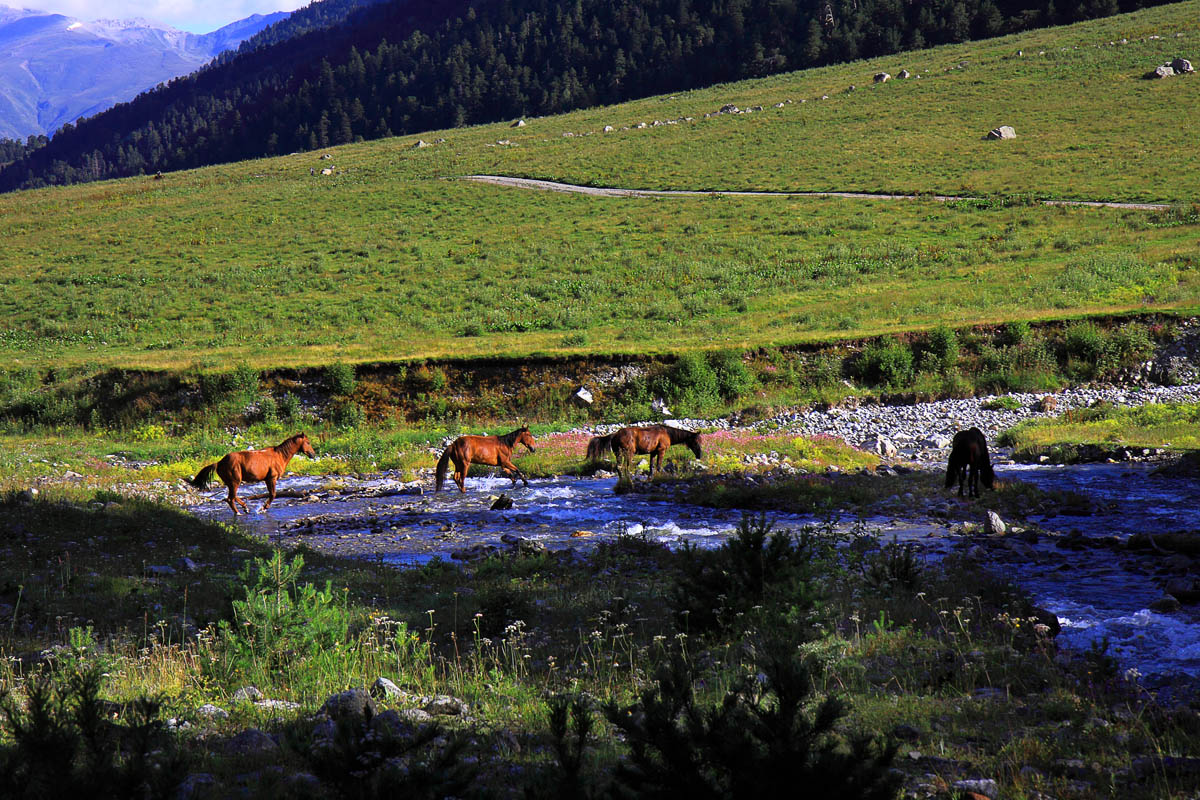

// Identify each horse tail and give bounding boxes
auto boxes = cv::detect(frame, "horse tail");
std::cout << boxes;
[435,448,452,492]
[189,463,218,490]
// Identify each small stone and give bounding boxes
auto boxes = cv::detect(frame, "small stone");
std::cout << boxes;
[511,119,526,127]
[898,69,910,78]
[874,72,891,83]
[411,139,430,148]
[232,686,264,703]
[1170,57,1194,73]
[986,125,1017,140]
[371,676,407,700]
[1148,64,1176,79]
[320,689,377,722]
[952,778,998,798]
[423,694,468,716]
[985,511,1007,536]
[196,703,229,719]
[226,728,278,755]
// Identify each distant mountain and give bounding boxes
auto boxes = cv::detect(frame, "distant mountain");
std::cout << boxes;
[0,5,289,139]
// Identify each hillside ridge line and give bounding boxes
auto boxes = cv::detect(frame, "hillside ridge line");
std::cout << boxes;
[463,175,1173,211]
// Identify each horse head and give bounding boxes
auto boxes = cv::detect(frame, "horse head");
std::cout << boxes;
[687,433,703,459]
[515,426,536,453]
[297,433,317,458]
[980,462,995,490]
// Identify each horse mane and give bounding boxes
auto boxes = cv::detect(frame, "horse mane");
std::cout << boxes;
[276,432,308,456]
[498,427,528,448]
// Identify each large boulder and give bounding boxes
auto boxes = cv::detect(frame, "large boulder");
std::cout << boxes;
[984,510,1006,536]
[1170,57,1194,73]
[1147,64,1176,79]
[874,72,891,83]
[986,125,1017,140]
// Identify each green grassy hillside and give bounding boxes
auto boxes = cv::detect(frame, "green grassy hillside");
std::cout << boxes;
[1,1,1197,370]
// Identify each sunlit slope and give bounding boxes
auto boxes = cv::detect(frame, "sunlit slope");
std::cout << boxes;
[1,1,1197,369]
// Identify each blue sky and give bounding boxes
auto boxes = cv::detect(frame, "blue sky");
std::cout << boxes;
[8,1,307,33]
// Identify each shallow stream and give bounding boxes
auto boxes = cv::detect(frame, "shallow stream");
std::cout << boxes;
[195,462,1200,683]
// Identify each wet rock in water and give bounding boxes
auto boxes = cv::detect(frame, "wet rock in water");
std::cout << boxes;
[1150,594,1183,613]
[226,728,279,755]
[984,510,1007,536]
[232,686,264,703]
[1165,577,1200,604]
[320,689,377,723]
[490,494,514,510]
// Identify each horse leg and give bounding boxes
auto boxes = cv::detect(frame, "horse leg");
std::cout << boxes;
[968,463,979,498]
[225,483,239,515]
[264,474,277,510]
[499,454,528,487]
[454,456,467,493]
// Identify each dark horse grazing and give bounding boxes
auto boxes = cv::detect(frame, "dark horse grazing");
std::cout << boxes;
[436,426,536,493]
[945,427,995,498]
[188,433,317,514]
[610,425,703,477]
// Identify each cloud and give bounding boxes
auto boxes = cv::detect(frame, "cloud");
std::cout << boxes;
[17,1,308,33]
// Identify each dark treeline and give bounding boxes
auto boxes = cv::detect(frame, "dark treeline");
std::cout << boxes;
[0,135,48,168]
[0,0,1156,193]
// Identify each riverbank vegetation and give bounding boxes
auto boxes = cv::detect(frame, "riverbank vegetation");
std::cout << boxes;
[1000,401,1200,461]
[2,494,1197,798]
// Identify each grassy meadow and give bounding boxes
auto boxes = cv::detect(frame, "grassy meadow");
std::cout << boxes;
[0,2,1197,370]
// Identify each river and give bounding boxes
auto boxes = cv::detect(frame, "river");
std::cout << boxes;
[195,462,1200,684]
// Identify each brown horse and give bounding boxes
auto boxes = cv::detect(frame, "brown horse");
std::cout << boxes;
[611,425,702,477]
[188,432,317,514]
[435,426,536,493]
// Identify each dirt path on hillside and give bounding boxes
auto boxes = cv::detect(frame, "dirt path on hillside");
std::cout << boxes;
[463,175,1173,211]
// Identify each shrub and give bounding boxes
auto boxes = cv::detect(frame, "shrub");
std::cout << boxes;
[325,362,357,397]
[603,643,900,800]
[655,352,721,412]
[279,392,302,421]
[1002,320,1032,348]
[856,339,914,388]
[212,552,352,680]
[921,325,959,375]
[709,350,756,401]
[0,665,186,798]
[981,395,1022,411]
[229,363,260,398]
[330,399,365,429]
[672,514,823,633]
